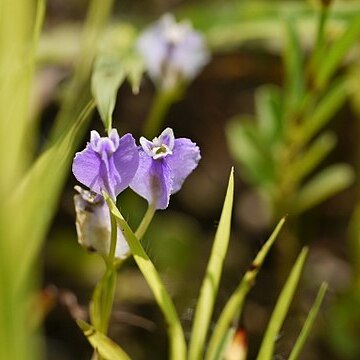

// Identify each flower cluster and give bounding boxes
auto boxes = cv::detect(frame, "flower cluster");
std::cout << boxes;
[72,128,200,256]
[137,14,210,90]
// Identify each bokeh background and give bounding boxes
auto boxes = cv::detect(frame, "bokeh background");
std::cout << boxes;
[28,0,360,359]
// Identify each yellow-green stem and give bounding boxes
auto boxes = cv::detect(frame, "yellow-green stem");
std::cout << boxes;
[135,205,156,240]
[142,87,183,139]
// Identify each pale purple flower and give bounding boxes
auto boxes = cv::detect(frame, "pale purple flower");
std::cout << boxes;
[72,129,139,199]
[130,128,201,209]
[74,186,129,258]
[137,14,210,89]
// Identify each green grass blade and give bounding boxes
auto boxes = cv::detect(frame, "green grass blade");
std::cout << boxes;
[0,1,43,358]
[15,101,95,291]
[205,217,285,360]
[188,169,234,360]
[256,247,309,360]
[77,320,131,360]
[105,195,186,360]
[50,0,115,140]
[288,282,328,360]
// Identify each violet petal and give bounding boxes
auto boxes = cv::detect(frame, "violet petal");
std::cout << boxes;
[130,151,173,209]
[72,131,139,198]
[165,138,201,193]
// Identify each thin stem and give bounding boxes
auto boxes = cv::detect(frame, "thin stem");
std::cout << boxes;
[142,86,183,139]
[108,205,118,263]
[135,205,156,240]
[98,269,116,335]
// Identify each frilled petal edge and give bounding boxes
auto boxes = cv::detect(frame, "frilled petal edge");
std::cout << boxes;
[164,138,200,193]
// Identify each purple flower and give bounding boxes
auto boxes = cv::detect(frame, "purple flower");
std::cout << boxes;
[137,14,210,89]
[74,186,129,258]
[72,129,139,199]
[130,128,201,209]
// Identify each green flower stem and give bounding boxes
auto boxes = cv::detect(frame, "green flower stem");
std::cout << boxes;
[98,269,117,335]
[99,207,118,333]
[91,204,118,360]
[143,86,183,139]
[50,0,114,141]
[105,194,187,360]
[108,206,118,264]
[135,204,156,240]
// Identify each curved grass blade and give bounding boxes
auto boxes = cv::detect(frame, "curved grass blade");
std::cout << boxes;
[288,282,328,360]
[205,217,286,360]
[188,169,234,360]
[256,247,309,360]
[77,320,131,360]
[105,195,186,360]
[15,100,95,293]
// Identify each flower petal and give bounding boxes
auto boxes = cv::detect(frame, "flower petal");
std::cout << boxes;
[130,151,172,209]
[171,32,210,79]
[158,127,175,150]
[165,138,201,193]
[111,133,139,195]
[72,146,102,193]
[73,133,139,198]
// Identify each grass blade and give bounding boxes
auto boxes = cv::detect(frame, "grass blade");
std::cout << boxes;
[77,320,131,360]
[105,195,186,360]
[288,282,328,360]
[188,169,234,360]
[205,217,286,360]
[15,101,95,291]
[256,247,309,360]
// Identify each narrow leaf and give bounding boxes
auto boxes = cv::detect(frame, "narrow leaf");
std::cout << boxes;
[291,164,354,214]
[91,54,126,130]
[316,13,360,88]
[283,18,304,112]
[77,320,130,360]
[15,101,95,292]
[256,248,309,360]
[226,120,275,185]
[105,195,186,360]
[188,169,234,360]
[287,132,336,186]
[256,85,284,144]
[206,217,286,360]
[90,269,116,333]
[300,77,347,143]
[288,282,328,360]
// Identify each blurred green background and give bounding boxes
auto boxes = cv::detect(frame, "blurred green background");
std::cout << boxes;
[4,0,360,359]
